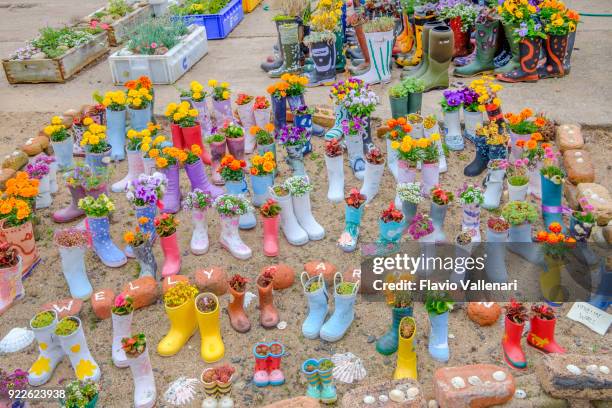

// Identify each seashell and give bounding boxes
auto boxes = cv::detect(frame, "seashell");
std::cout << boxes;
[276,321,287,330]
[514,389,527,399]
[600,366,610,375]
[363,395,375,404]
[468,376,482,386]
[243,291,256,308]
[492,371,507,382]
[0,327,34,353]
[389,389,405,402]
[164,377,199,406]
[378,395,388,402]
[451,377,466,389]
[405,387,419,399]
[586,365,599,375]
[448,333,455,339]
[331,352,366,383]
[566,364,581,375]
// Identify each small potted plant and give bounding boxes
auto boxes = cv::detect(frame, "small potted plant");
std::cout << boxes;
[122,333,156,408]
[460,87,483,141]
[99,91,127,161]
[430,185,454,243]
[125,76,153,130]
[0,243,23,316]
[250,152,276,206]
[267,81,289,130]
[201,364,236,407]
[396,182,421,229]
[45,116,73,169]
[324,139,344,202]
[384,117,412,181]
[570,197,595,243]
[253,96,271,129]
[506,158,529,201]
[182,189,213,255]
[0,368,28,407]
[165,101,201,157]
[505,109,542,161]
[154,213,180,277]
[389,82,409,118]
[214,194,253,259]
[182,80,212,135]
[292,105,315,135]
[338,188,367,253]
[26,155,52,209]
[282,74,308,111]
[393,316,417,380]
[209,79,232,125]
[455,230,474,256]
[218,154,247,192]
[252,124,276,164]
[194,292,225,363]
[437,2,479,57]
[55,228,92,300]
[256,268,280,329]
[110,294,134,368]
[518,136,548,199]
[341,115,369,179]
[378,202,404,250]
[55,317,100,381]
[390,133,420,184]
[425,291,453,362]
[158,282,199,356]
[28,310,59,386]
[458,183,484,242]
[502,299,528,370]
[62,379,100,408]
[260,199,281,257]
[403,77,426,114]
[526,304,565,354]
[227,274,250,332]
[407,113,424,138]
[207,132,227,186]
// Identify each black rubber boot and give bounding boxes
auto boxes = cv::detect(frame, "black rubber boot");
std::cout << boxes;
[305,39,337,87]
[261,20,285,72]
[563,31,576,74]
[464,136,489,177]
[538,34,569,79]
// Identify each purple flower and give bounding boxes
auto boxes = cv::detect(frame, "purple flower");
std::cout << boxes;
[443,90,464,107]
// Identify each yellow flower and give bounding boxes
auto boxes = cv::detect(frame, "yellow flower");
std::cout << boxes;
[188,109,199,117]
[208,79,218,87]
[263,161,275,172]
[220,81,229,88]
[148,148,159,158]
[127,129,137,139]
[263,151,274,160]
[391,141,400,150]
[141,143,150,152]
[156,157,168,168]
[30,356,51,376]
[75,359,98,380]
[133,98,142,107]
[430,133,440,142]
[83,117,94,126]
[252,155,263,166]
[193,92,201,100]
[51,116,62,125]
[222,91,230,100]
[43,126,54,136]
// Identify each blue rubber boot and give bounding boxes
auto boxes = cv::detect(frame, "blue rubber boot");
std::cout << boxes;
[125,204,157,258]
[301,359,321,400]
[325,105,348,140]
[320,272,359,342]
[338,204,364,253]
[225,180,256,230]
[376,307,413,355]
[106,108,127,161]
[541,175,566,233]
[318,359,337,404]
[590,260,612,311]
[428,311,449,362]
[87,216,127,268]
[128,106,152,131]
[301,273,329,339]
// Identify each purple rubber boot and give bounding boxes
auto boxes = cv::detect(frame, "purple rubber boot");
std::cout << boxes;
[161,164,181,214]
[185,160,223,199]
[53,185,86,223]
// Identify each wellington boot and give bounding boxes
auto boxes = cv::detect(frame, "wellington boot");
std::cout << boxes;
[53,184,85,223]
[404,9,434,67]
[318,359,337,404]
[195,293,225,363]
[495,22,520,74]
[527,315,565,354]
[420,26,453,92]
[498,37,541,83]
[157,299,197,357]
[464,136,489,177]
[228,286,251,333]
[258,281,279,329]
[111,149,144,193]
[261,21,286,72]
[393,316,418,380]
[502,316,526,370]
[56,317,100,382]
[160,232,181,277]
[301,273,329,339]
[128,347,156,408]
[269,23,301,78]
[354,30,394,85]
[454,18,499,77]
[28,311,65,386]
[538,34,569,79]
[401,20,445,79]
[376,307,413,355]
[319,273,359,342]
[111,311,133,368]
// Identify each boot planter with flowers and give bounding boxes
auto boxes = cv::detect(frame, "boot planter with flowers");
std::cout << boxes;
[342,115,367,180]
[158,282,198,357]
[79,194,127,268]
[570,201,599,266]
[502,300,528,370]
[278,125,309,176]
[260,199,281,257]
[124,221,158,279]
[440,90,464,151]
[338,189,366,253]
[220,154,256,230]
[319,273,359,342]
[269,90,287,132]
[168,101,211,165]
[354,20,394,85]
[419,134,442,196]
[182,190,212,255]
[55,228,92,300]
[195,292,225,363]
[408,214,436,277]
[228,274,251,333]
[506,109,542,163]
[254,342,285,387]
[208,132,227,186]
[253,124,277,174]
[101,90,128,161]
[385,117,412,181]
[223,122,246,161]
[540,164,566,232]
[210,80,233,126]
[28,310,64,386]
[486,217,510,283]
[425,292,453,363]
[378,202,405,254]
[302,358,337,404]
[45,115,74,170]
[536,222,574,306]
[430,185,453,243]
[526,304,565,353]
[483,159,507,210]
[257,269,280,328]
[111,294,134,368]
[122,333,156,408]
[55,316,100,381]
[214,194,253,260]
[393,316,417,380]
[139,125,165,175]
[502,201,543,265]
[184,146,223,199]
[458,184,484,243]
[507,158,529,201]
[155,213,181,277]
[125,77,153,131]
[0,245,23,315]
[301,273,329,339]
[111,129,146,193]
[26,155,52,209]
[253,96,272,129]
[423,115,448,173]
[360,147,385,203]
[155,146,187,214]
[81,123,111,174]
[397,182,422,229]
[201,365,236,408]
[462,88,483,142]
[304,31,337,87]
[285,176,325,241]
[270,184,308,246]
[324,139,344,203]
[53,165,87,223]
[183,80,213,139]
[236,94,256,152]
[497,36,542,83]
[377,290,413,355]
[250,152,276,206]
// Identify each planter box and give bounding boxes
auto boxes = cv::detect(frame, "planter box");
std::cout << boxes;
[87,4,153,46]
[243,0,261,13]
[2,32,109,84]
[172,0,244,40]
[108,25,208,84]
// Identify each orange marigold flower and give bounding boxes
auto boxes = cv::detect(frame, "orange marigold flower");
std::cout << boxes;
[402,124,412,133]
[534,117,547,127]
[536,231,548,242]
[531,132,543,141]
[520,108,534,119]
[250,125,260,135]
[516,139,526,148]
[397,117,407,125]
[125,80,137,90]
[548,222,562,233]
[547,234,559,244]
[526,139,537,149]
[387,119,397,128]
[250,167,259,176]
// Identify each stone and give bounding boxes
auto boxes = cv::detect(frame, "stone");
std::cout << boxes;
[0,168,16,189]
[40,298,83,319]
[602,225,612,244]
[600,366,610,375]
[120,276,158,310]
[434,364,515,408]
[63,109,79,120]
[304,261,337,285]
[363,395,375,404]
[262,264,295,290]
[566,364,581,375]
[195,266,228,296]
[389,389,405,402]
[576,183,612,225]
[313,105,335,129]
[557,124,584,152]
[564,183,581,210]
[34,135,50,150]
[342,379,425,408]
[20,138,43,156]
[2,150,29,171]
[162,275,190,294]
[563,149,595,184]
[91,289,114,320]
[467,302,501,326]
[261,396,321,408]
[536,354,612,401]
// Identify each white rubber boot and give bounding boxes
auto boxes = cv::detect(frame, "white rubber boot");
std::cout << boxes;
[386,138,399,181]
[354,31,394,85]
[461,204,482,243]
[437,140,448,173]
[219,215,252,260]
[360,161,384,203]
[482,168,505,210]
[56,317,101,382]
[28,311,65,386]
[325,154,344,203]
[112,311,133,368]
[345,135,366,180]
[49,161,59,193]
[271,188,308,245]
[291,191,325,241]
[129,347,157,408]
[112,149,144,193]
[190,209,209,255]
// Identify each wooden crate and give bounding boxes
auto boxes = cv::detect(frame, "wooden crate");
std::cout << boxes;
[89,4,154,46]
[2,32,109,84]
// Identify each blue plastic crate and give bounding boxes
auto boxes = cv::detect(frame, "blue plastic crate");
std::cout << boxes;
[173,0,244,40]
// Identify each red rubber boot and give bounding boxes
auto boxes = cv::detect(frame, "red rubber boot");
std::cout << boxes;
[182,123,212,165]
[502,316,527,370]
[262,215,280,257]
[526,315,566,354]
[170,123,184,150]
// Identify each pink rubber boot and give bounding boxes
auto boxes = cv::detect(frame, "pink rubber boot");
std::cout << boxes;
[53,185,85,223]
[160,232,181,277]
[267,342,285,386]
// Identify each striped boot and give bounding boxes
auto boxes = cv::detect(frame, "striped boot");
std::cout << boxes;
[318,359,337,404]
[302,359,321,400]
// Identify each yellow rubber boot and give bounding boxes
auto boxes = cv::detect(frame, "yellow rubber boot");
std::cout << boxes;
[393,316,417,380]
[398,13,415,54]
[195,293,225,363]
[157,299,197,357]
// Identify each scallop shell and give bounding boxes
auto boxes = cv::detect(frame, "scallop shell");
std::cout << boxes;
[468,376,482,386]
[276,321,287,330]
[331,352,367,383]
[0,327,34,353]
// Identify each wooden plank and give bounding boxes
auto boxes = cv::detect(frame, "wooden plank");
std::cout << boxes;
[60,32,109,79]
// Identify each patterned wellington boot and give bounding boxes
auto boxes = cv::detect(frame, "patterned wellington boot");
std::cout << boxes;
[354,30,394,85]
[324,105,349,141]
[267,342,285,386]
[376,306,413,355]
[28,311,65,386]
[87,215,127,268]
[219,215,252,260]
[253,343,270,387]
[319,273,359,342]
[526,314,565,354]
[338,203,364,253]
[502,316,527,370]
[189,209,209,255]
[302,359,322,400]
[125,204,157,258]
[53,185,85,223]
[563,31,576,74]
[301,273,329,339]
[498,37,542,83]
[318,358,337,404]
[56,317,101,381]
[269,22,301,78]
[454,17,499,77]
[495,22,520,75]
[464,136,489,177]
[305,40,337,87]
[539,34,569,79]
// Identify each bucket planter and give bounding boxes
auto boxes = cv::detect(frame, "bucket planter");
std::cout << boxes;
[0,256,23,316]
[87,4,153,46]
[3,31,109,84]
[172,0,244,40]
[109,25,208,85]
[0,221,39,278]
[407,92,423,114]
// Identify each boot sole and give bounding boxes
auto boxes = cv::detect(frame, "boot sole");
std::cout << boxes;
[496,74,539,83]
[220,241,252,260]
[502,350,527,370]
[321,397,338,404]
[453,69,494,78]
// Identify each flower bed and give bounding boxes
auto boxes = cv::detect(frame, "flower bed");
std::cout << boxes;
[171,0,244,40]
[86,3,154,46]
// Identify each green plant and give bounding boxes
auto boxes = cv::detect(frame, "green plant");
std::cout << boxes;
[154,213,179,237]
[393,291,412,308]
[540,165,565,184]
[121,333,146,357]
[303,31,336,45]
[308,280,321,292]
[31,311,55,328]
[78,194,115,217]
[111,294,133,316]
[127,17,188,55]
[63,380,99,408]
[55,317,79,336]
[214,194,251,217]
[401,77,426,93]
[505,299,528,324]
[163,282,199,307]
[425,291,454,315]
[337,282,356,295]
[363,16,396,33]
[206,133,226,144]
[508,174,529,186]
[30,26,101,58]
[170,0,231,15]
[437,2,479,32]
[389,82,409,98]
[107,0,132,17]
[501,201,538,225]
[319,358,334,371]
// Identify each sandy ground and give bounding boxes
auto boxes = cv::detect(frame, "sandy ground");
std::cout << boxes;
[0,0,611,407]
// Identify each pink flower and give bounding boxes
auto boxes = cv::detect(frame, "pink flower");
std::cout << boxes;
[150,42,158,49]
[101,23,109,30]
[114,294,126,308]
[90,20,98,28]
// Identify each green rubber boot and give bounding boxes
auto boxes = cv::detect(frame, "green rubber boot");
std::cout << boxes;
[269,22,301,78]
[420,26,453,92]
[401,20,445,79]
[335,30,346,72]
[454,18,499,77]
[376,307,413,355]
[495,21,520,74]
